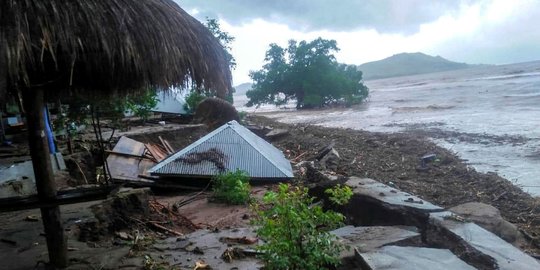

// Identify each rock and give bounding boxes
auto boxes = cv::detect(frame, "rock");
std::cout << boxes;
[345,177,443,213]
[318,148,341,171]
[246,125,271,137]
[449,202,522,244]
[265,128,289,139]
[429,211,540,270]
[331,226,420,253]
[315,141,336,161]
[115,231,131,240]
[357,246,476,270]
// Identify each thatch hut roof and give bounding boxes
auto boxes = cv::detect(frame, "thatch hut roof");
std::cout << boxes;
[0,0,232,99]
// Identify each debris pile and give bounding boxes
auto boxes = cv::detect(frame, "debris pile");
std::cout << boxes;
[78,188,199,242]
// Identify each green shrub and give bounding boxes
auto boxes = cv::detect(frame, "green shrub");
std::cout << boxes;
[183,90,209,114]
[212,169,251,205]
[252,184,350,270]
[325,184,353,206]
[125,89,159,122]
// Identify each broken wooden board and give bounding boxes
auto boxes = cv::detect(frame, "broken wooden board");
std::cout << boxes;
[111,136,146,156]
[107,136,156,182]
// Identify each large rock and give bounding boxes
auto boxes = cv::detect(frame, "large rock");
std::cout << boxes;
[357,246,476,270]
[346,177,444,213]
[429,211,540,270]
[332,226,420,253]
[265,128,289,140]
[449,202,522,244]
[318,148,341,171]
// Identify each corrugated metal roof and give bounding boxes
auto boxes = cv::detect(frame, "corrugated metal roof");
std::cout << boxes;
[152,91,187,114]
[148,121,293,180]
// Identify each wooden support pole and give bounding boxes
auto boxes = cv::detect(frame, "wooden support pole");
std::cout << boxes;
[22,87,67,268]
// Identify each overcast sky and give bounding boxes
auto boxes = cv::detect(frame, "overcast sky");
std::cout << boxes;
[176,0,540,84]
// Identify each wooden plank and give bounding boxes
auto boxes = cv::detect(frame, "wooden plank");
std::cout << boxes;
[145,143,162,162]
[113,136,145,156]
[158,136,173,154]
[105,150,150,159]
[163,139,175,154]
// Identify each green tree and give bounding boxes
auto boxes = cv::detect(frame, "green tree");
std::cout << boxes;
[247,38,368,109]
[184,18,236,104]
[205,18,236,70]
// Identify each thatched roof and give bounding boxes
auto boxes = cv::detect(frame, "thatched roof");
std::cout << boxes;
[0,0,232,99]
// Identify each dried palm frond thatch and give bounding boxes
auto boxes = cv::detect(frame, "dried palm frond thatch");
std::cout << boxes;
[0,0,232,98]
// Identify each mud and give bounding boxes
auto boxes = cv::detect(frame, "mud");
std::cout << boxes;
[248,115,540,255]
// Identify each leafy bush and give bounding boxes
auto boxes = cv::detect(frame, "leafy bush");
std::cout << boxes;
[212,169,251,205]
[125,89,159,122]
[183,90,210,114]
[252,184,350,270]
[325,184,353,206]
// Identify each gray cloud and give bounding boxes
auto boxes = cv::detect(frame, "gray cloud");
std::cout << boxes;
[176,0,474,33]
[431,4,540,65]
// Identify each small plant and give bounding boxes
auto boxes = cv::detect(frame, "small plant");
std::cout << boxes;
[325,184,353,206]
[252,184,350,270]
[238,111,248,123]
[212,169,251,205]
[126,89,159,122]
[183,90,210,114]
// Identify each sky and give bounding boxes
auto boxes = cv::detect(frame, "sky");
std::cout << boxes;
[176,0,540,85]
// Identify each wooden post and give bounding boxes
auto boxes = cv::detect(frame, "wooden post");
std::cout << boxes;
[22,87,67,268]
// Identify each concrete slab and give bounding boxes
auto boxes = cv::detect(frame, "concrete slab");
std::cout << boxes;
[357,246,476,270]
[430,212,540,270]
[332,225,420,252]
[346,177,443,212]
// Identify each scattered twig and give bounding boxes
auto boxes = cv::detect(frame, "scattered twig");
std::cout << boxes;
[148,222,183,236]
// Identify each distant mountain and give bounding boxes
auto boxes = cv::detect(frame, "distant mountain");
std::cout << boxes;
[359,52,475,80]
[234,82,252,95]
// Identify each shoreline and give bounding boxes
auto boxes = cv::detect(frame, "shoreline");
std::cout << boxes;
[248,114,540,254]
[252,107,540,196]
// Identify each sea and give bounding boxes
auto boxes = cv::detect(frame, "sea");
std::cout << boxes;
[234,61,540,196]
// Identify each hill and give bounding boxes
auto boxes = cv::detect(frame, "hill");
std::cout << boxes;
[359,52,474,80]
[234,82,252,95]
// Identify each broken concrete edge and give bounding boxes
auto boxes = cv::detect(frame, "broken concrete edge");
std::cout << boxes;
[314,176,539,269]
[426,212,498,269]
[356,246,477,270]
[429,211,540,270]
[345,177,444,212]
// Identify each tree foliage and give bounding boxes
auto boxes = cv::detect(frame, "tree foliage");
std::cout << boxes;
[205,18,236,70]
[183,18,236,104]
[247,38,368,109]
